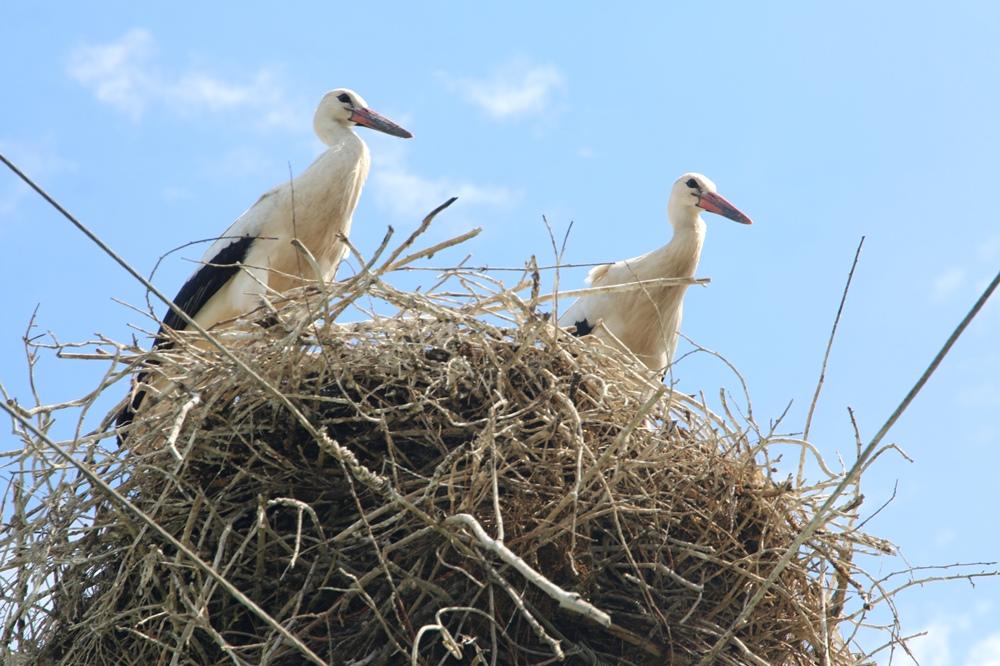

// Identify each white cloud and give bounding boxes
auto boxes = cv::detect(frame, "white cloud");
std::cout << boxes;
[931,267,966,302]
[968,634,1000,666]
[67,28,154,120]
[907,621,952,666]
[439,60,565,120]
[67,28,304,129]
[371,150,518,220]
[0,137,76,218]
[895,612,1000,666]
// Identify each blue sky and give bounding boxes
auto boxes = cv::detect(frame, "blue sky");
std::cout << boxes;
[2,3,999,662]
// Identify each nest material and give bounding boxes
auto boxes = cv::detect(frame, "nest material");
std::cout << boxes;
[5,255,876,664]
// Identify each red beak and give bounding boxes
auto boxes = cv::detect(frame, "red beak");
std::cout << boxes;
[349,106,412,139]
[697,191,753,225]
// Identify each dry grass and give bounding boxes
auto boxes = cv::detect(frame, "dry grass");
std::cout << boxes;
[2,209,994,665]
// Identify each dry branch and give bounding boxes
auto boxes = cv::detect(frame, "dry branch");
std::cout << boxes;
[1,183,995,664]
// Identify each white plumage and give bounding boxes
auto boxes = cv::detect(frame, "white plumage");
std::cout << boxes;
[559,173,752,372]
[158,88,411,339]
[118,88,410,434]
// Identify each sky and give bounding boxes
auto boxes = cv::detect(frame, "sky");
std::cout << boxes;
[2,3,999,662]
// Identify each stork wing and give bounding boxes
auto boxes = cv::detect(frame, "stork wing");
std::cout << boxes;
[585,262,611,286]
[557,262,613,335]
[156,235,256,343]
[155,188,282,345]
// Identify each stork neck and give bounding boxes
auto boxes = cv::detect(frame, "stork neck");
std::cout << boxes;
[657,209,705,279]
[314,118,355,147]
[668,208,706,242]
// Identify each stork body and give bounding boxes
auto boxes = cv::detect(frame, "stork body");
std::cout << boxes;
[559,173,752,372]
[117,88,410,437]
[156,88,411,342]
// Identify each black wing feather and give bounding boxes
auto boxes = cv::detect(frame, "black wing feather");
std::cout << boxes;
[571,318,594,337]
[116,235,256,443]
[155,235,256,346]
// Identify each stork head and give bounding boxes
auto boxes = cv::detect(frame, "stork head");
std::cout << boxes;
[668,172,753,227]
[314,88,412,144]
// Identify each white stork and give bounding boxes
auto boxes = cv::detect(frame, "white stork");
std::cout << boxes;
[559,173,752,373]
[117,88,410,434]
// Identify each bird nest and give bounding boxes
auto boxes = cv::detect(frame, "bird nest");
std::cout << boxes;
[2,220,898,665]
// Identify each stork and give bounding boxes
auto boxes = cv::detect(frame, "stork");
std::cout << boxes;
[116,88,411,435]
[559,173,752,373]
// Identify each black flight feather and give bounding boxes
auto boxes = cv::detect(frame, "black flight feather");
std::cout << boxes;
[572,319,593,337]
[155,234,256,345]
[116,234,256,442]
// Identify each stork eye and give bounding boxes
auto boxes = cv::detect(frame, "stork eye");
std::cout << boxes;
[337,93,352,105]
[685,178,699,189]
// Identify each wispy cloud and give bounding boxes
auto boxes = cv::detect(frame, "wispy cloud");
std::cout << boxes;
[0,136,76,218]
[438,60,565,120]
[931,267,966,302]
[968,633,1000,666]
[896,609,1000,666]
[67,28,304,129]
[67,28,154,120]
[907,621,953,666]
[371,149,519,221]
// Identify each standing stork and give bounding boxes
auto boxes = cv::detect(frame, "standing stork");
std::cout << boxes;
[117,88,411,435]
[559,173,752,373]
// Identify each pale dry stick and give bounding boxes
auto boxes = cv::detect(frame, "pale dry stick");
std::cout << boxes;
[864,630,930,664]
[0,391,327,666]
[336,456,412,643]
[386,227,481,272]
[697,267,1000,666]
[799,237,865,486]
[424,259,475,299]
[165,395,201,462]
[266,498,325,571]
[547,384,585,576]
[290,238,334,305]
[764,438,840,479]
[376,197,458,274]
[0,155,329,442]
[487,423,505,543]
[867,567,1000,607]
[5,391,111,420]
[539,275,708,304]
[335,567,410,659]
[1,151,453,612]
[336,224,397,286]
[540,214,569,321]
[680,335,755,426]
[444,513,612,627]
[396,259,618,273]
[480,562,566,660]
[817,561,833,666]
[529,385,666,537]
[410,606,505,664]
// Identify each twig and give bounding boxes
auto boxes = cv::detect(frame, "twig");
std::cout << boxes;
[697,266,1000,665]
[799,237,865,485]
[0,399,328,666]
[444,513,612,627]
[165,394,200,461]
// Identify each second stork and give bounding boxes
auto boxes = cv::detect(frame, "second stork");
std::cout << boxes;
[559,173,752,373]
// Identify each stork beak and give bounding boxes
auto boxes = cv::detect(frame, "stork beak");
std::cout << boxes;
[697,191,753,225]
[349,106,413,138]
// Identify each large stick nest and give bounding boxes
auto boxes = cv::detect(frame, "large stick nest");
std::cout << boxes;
[3,225,888,665]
